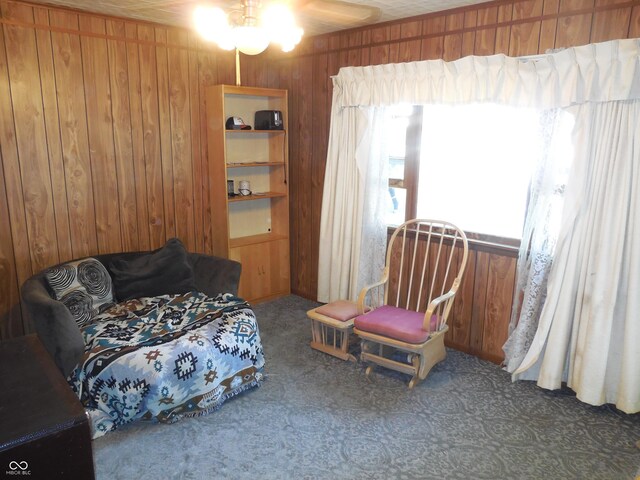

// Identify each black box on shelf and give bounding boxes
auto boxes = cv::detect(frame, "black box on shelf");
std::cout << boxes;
[254,110,283,130]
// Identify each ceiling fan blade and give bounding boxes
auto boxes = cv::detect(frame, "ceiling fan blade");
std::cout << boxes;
[299,0,381,26]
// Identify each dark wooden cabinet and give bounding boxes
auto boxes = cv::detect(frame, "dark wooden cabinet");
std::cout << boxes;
[0,335,94,479]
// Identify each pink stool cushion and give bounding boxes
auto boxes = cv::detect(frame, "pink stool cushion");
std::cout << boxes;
[315,300,364,322]
[354,305,439,344]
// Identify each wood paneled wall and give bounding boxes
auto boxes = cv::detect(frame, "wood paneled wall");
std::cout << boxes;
[0,0,239,338]
[250,0,640,362]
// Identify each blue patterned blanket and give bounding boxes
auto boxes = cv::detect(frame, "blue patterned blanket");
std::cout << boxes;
[69,291,265,438]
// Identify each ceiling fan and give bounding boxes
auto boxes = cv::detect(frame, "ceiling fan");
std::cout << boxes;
[210,0,381,35]
[294,0,381,29]
[195,0,381,54]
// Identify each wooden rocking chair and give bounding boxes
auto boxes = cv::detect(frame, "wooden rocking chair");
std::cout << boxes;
[354,219,469,388]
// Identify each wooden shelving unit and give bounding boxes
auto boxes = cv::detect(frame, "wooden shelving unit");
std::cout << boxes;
[206,85,291,303]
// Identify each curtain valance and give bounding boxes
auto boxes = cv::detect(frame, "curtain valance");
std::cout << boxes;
[332,38,640,109]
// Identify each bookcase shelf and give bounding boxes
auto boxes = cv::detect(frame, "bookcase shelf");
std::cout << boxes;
[206,85,291,303]
[226,162,285,168]
[228,192,287,202]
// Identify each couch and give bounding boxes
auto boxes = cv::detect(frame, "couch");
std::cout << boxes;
[21,239,265,438]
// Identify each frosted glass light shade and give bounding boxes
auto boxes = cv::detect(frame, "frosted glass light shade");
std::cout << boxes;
[233,25,270,55]
[193,2,302,55]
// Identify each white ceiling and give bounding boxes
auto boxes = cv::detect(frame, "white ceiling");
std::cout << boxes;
[32,0,494,36]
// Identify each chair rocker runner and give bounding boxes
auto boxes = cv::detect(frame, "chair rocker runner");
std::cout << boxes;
[354,219,469,388]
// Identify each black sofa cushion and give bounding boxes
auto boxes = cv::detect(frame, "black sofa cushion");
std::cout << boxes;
[110,238,197,301]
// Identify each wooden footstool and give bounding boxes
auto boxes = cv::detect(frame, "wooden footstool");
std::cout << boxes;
[307,300,363,362]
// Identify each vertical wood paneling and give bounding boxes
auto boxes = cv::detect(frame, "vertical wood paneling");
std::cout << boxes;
[397,39,422,62]
[447,249,476,349]
[555,13,592,46]
[461,10,478,56]
[443,12,464,60]
[197,44,218,254]
[106,19,139,253]
[2,2,59,273]
[0,148,23,337]
[50,10,98,258]
[591,7,633,43]
[310,52,329,298]
[369,44,389,64]
[539,0,560,53]
[495,3,514,53]
[423,15,446,35]
[79,15,123,254]
[296,56,314,295]
[167,29,195,252]
[631,6,640,37]
[34,7,73,263]
[188,34,204,253]
[138,24,165,247]
[476,5,498,55]
[125,23,151,252]
[155,27,175,242]
[470,251,490,354]
[0,20,23,335]
[559,0,595,13]
[509,1,542,56]
[0,8,32,286]
[482,254,516,361]
[509,21,542,56]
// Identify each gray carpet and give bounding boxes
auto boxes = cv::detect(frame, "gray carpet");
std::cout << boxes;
[94,295,640,479]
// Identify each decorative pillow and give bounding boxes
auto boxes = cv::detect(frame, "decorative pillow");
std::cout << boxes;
[109,238,197,301]
[45,258,114,326]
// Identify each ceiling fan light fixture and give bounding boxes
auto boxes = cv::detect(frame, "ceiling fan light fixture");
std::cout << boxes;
[193,6,229,44]
[193,1,303,55]
[233,25,270,55]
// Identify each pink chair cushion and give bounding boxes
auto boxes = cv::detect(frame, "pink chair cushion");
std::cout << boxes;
[354,305,439,344]
[315,300,364,322]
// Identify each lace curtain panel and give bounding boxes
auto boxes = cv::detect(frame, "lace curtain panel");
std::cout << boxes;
[502,109,575,373]
[512,100,640,413]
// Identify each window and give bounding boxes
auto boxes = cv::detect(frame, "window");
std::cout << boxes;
[386,103,574,243]
[385,105,416,226]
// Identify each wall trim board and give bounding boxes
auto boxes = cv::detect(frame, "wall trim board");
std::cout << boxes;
[0,2,222,54]
[268,0,639,58]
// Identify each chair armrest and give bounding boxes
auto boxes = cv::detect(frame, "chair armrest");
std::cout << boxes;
[21,277,84,378]
[357,267,389,314]
[424,278,461,331]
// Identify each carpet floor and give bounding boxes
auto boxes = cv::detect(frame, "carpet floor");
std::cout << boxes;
[94,295,640,479]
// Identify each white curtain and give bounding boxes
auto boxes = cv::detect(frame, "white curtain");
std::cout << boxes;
[319,38,640,411]
[319,38,640,303]
[503,109,575,372]
[512,100,640,413]
[329,39,640,109]
[317,103,389,302]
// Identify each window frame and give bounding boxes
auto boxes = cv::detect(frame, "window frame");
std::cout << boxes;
[389,104,523,252]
